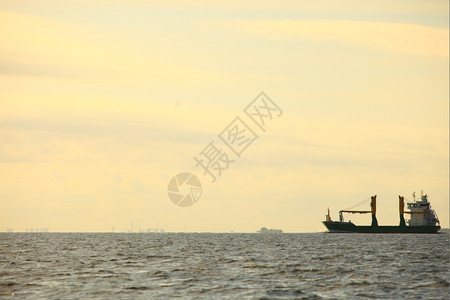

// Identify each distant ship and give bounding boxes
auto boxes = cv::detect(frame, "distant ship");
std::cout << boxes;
[257,227,283,234]
[322,192,440,233]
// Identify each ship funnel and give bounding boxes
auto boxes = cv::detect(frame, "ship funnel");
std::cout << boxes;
[399,195,406,227]
[371,195,378,227]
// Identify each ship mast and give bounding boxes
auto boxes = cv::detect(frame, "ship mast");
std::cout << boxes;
[399,196,406,227]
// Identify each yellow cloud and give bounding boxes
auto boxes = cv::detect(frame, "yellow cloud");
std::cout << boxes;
[4,0,446,15]
[219,19,449,59]
[0,10,236,88]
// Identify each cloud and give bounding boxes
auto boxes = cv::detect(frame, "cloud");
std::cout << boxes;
[0,60,76,78]
[218,19,449,59]
[0,10,234,87]
[0,117,212,162]
[3,0,447,16]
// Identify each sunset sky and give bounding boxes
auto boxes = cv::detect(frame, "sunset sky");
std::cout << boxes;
[1,0,448,232]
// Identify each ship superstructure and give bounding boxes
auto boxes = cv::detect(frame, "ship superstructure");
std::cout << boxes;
[406,192,440,227]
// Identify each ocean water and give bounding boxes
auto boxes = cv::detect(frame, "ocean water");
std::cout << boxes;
[0,232,448,299]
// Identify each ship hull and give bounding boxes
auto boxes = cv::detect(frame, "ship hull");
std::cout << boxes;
[322,221,440,233]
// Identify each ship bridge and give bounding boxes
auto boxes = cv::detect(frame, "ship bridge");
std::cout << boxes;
[405,192,440,227]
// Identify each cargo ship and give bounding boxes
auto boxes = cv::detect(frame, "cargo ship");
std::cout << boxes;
[322,192,440,233]
[257,227,283,234]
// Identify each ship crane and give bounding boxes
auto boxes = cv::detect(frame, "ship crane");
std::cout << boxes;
[339,210,371,221]
[338,196,378,226]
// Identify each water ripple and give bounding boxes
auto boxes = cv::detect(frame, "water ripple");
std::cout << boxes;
[0,232,448,299]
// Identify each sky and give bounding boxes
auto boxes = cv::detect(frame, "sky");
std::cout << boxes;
[0,0,448,232]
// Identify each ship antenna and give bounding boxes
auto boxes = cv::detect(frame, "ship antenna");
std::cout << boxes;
[413,191,416,202]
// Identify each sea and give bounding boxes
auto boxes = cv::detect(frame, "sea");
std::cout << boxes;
[0,232,448,299]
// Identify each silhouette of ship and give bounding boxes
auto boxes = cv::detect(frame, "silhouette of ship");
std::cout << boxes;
[257,227,283,234]
[323,192,440,233]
